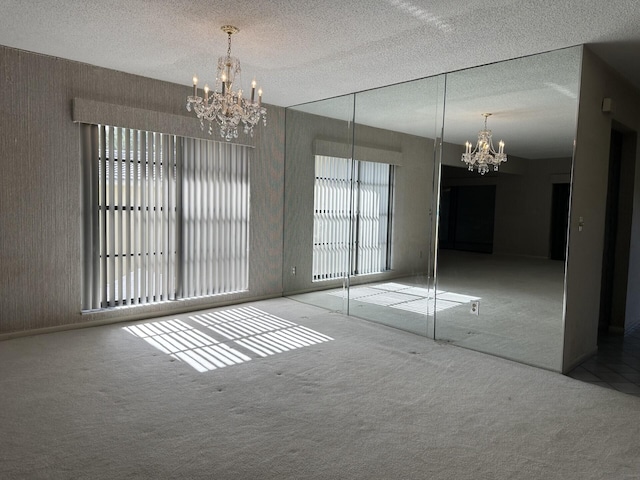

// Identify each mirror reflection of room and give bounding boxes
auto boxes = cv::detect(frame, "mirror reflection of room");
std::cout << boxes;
[284,47,582,372]
[437,47,581,370]
[284,76,445,339]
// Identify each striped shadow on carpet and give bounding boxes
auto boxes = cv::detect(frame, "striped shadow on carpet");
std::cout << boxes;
[123,306,333,373]
[328,282,480,313]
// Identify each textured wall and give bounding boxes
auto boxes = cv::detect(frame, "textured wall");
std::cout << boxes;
[493,157,572,258]
[0,45,285,336]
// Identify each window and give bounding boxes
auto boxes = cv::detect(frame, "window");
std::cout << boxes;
[312,155,393,281]
[81,125,250,310]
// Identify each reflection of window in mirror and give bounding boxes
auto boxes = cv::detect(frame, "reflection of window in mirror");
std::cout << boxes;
[312,155,394,281]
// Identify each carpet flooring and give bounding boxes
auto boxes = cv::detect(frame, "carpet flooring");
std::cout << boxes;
[1,297,639,479]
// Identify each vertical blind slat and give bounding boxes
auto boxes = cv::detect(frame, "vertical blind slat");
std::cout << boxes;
[108,126,115,306]
[152,132,158,301]
[167,135,176,300]
[205,140,211,295]
[192,140,199,296]
[214,142,221,294]
[100,125,107,308]
[175,137,184,299]
[182,139,190,297]
[131,131,139,305]
[140,132,148,304]
[80,124,100,310]
[165,135,170,300]
[90,125,100,309]
[120,127,126,305]
[155,133,162,301]
[242,146,249,289]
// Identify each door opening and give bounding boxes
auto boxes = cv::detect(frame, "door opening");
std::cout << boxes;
[599,127,636,336]
[439,184,496,254]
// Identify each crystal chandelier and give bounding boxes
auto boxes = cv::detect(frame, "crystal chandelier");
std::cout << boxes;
[186,25,267,141]
[461,113,507,175]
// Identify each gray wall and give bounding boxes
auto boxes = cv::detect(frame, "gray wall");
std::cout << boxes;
[494,157,572,258]
[282,108,436,294]
[563,48,640,371]
[0,45,285,336]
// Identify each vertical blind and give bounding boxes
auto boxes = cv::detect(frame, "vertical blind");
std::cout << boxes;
[312,156,353,280]
[181,138,250,299]
[312,155,393,281]
[355,160,393,275]
[81,124,250,311]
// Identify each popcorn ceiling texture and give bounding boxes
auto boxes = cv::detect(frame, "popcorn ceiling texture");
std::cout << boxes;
[0,0,639,108]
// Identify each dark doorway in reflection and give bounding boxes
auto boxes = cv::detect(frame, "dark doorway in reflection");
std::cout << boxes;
[439,168,496,254]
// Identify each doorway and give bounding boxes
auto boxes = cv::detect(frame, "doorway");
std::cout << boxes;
[439,184,496,254]
[599,127,636,335]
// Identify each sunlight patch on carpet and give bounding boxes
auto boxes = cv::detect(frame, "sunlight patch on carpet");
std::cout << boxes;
[123,319,251,373]
[328,282,480,315]
[124,307,333,372]
[192,307,334,358]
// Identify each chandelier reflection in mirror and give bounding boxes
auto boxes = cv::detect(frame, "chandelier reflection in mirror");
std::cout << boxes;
[186,25,267,141]
[462,113,507,175]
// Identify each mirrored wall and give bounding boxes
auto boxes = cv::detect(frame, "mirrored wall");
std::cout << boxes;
[283,46,582,371]
[283,92,356,317]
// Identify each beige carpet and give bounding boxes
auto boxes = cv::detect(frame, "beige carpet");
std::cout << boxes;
[0,297,638,479]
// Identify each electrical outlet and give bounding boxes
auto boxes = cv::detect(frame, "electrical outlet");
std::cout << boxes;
[291,266,296,276]
[470,300,479,315]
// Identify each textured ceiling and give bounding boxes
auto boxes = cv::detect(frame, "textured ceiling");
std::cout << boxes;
[1,0,639,158]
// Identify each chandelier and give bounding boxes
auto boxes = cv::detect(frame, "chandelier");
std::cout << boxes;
[461,113,507,175]
[186,25,267,141]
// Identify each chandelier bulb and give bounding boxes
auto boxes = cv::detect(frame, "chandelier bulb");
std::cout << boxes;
[192,76,198,97]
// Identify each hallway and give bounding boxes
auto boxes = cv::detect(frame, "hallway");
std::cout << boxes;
[567,326,640,396]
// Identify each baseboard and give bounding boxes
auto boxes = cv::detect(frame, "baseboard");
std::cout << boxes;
[562,346,598,374]
[0,293,283,342]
